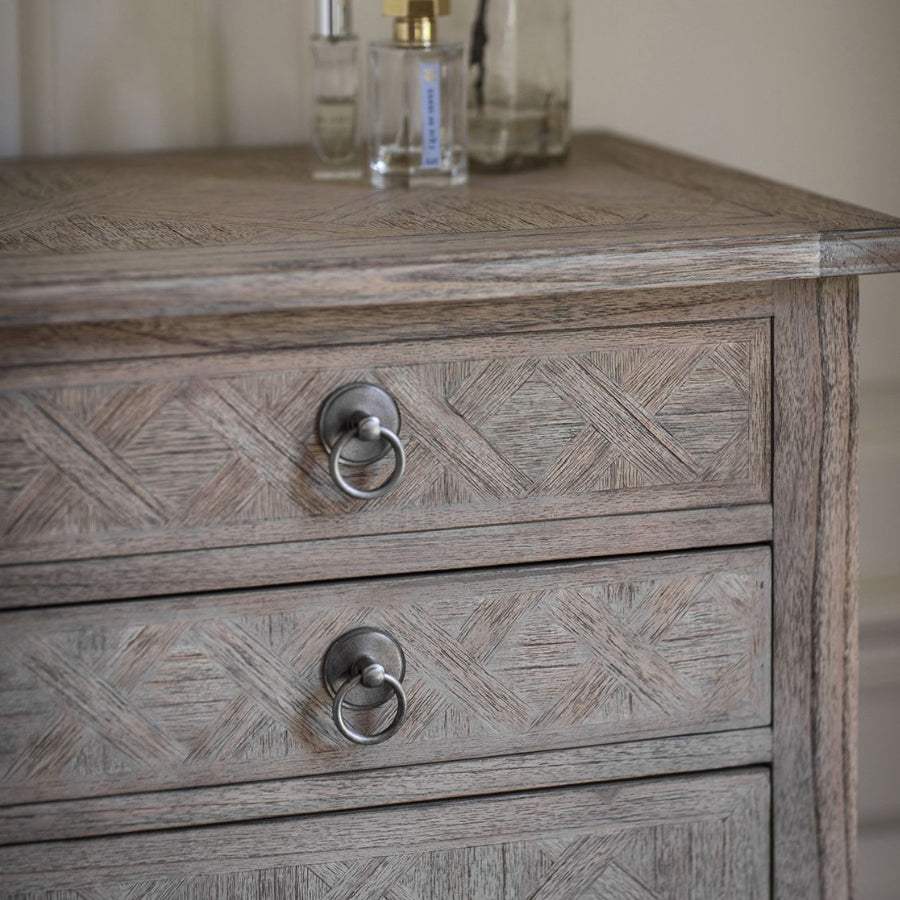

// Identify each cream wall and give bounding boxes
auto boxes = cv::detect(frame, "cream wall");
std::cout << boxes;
[0,1,898,895]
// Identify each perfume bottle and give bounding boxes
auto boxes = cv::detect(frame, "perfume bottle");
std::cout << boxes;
[311,0,363,180]
[368,0,468,188]
[464,0,572,169]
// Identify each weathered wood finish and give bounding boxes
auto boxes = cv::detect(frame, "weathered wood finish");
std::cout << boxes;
[1,124,887,895]
[0,770,771,898]
[0,134,898,326]
[0,319,771,576]
[0,727,772,845]
[772,278,859,899]
[0,281,774,368]
[0,504,773,608]
[0,548,770,807]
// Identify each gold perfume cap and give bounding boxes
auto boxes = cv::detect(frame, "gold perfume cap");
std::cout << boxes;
[384,0,450,45]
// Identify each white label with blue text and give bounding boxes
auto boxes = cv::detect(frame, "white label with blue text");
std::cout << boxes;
[419,61,442,169]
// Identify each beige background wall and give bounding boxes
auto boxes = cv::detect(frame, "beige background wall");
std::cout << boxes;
[1,0,898,895]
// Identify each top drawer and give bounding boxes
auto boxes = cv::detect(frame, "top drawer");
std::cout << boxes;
[0,319,770,574]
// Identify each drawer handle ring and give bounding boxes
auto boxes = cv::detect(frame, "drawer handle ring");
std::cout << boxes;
[330,417,405,501]
[332,663,407,746]
[322,626,408,746]
[318,382,406,501]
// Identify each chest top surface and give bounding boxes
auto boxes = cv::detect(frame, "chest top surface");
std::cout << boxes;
[1,133,898,326]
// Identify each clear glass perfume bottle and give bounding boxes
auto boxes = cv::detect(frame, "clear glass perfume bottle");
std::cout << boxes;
[462,0,572,170]
[368,0,468,188]
[311,0,363,181]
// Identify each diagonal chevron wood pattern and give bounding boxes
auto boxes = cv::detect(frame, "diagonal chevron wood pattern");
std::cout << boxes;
[0,320,770,569]
[0,145,769,257]
[0,772,770,899]
[0,548,770,806]
[1,137,897,321]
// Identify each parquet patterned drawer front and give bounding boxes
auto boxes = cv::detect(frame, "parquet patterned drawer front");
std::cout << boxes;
[0,770,770,899]
[0,548,770,806]
[0,319,770,569]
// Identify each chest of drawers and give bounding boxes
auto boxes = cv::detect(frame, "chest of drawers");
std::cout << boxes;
[1,135,899,898]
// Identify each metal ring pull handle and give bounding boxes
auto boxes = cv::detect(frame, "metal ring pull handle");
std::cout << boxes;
[332,662,407,746]
[330,416,405,501]
[322,627,408,747]
[318,383,406,501]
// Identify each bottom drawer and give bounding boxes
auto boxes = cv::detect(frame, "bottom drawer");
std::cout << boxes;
[0,769,769,898]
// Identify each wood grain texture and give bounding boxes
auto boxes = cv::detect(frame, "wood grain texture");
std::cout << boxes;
[0,727,772,844]
[0,281,775,368]
[772,278,859,899]
[0,319,771,578]
[0,548,771,806]
[0,134,898,326]
[0,504,773,608]
[0,769,771,898]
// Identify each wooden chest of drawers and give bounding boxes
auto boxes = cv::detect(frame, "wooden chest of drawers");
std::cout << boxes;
[2,134,899,898]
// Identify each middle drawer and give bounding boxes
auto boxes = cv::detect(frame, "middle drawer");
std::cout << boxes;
[0,547,770,806]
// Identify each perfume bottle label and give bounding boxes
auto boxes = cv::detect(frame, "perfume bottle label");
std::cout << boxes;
[419,61,442,169]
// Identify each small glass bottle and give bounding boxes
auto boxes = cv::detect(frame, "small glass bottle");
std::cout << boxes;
[368,0,468,188]
[311,0,363,181]
[464,0,572,170]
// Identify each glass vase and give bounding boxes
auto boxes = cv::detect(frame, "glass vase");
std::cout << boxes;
[461,0,572,170]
